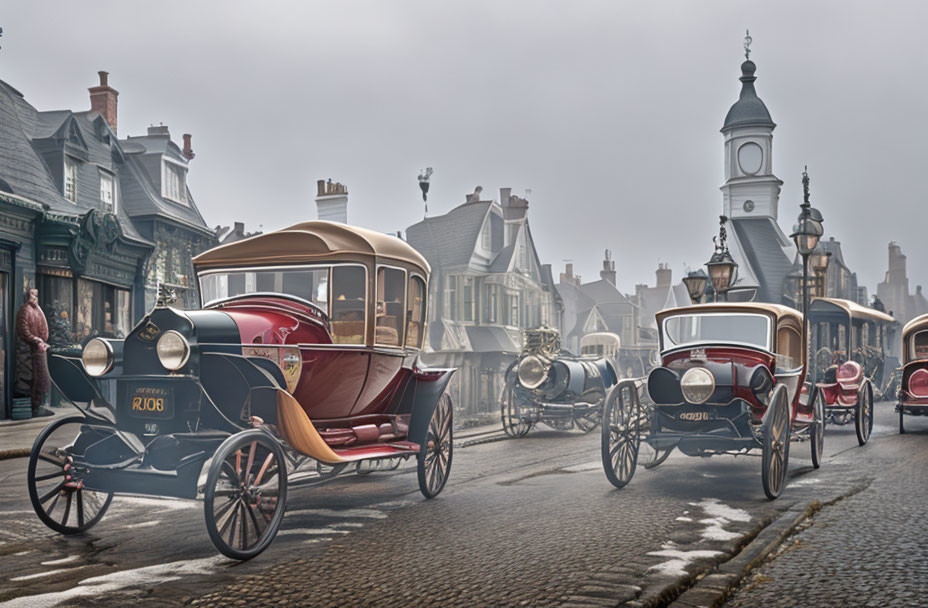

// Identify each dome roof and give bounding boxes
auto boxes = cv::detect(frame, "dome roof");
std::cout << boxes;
[722,60,775,132]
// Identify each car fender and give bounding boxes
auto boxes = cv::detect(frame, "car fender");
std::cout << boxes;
[406,368,456,449]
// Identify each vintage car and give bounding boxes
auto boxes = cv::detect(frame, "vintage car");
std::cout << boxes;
[602,303,823,499]
[897,313,928,433]
[500,327,618,437]
[27,221,455,560]
[808,297,897,444]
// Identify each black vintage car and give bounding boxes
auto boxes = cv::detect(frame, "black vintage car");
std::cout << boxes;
[500,327,618,436]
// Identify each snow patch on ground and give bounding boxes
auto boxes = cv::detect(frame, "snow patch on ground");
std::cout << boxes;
[285,507,389,519]
[647,542,723,577]
[0,556,225,608]
[686,498,751,541]
[789,477,822,487]
[40,555,81,566]
[277,527,351,537]
[11,568,81,582]
[113,496,198,511]
[124,520,160,529]
[675,516,693,522]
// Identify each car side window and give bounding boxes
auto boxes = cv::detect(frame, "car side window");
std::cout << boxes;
[330,266,366,345]
[376,267,406,347]
[776,326,802,370]
[406,276,426,349]
[913,331,928,360]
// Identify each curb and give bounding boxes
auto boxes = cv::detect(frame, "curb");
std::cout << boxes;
[667,480,870,608]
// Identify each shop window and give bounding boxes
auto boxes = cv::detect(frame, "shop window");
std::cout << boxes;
[375,267,406,347]
[40,275,76,349]
[406,276,426,349]
[330,266,366,345]
[76,280,132,341]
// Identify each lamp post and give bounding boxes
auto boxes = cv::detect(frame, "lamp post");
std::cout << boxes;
[683,269,709,305]
[790,167,825,366]
[705,215,737,302]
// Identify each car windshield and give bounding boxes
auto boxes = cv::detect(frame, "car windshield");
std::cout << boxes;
[199,267,329,313]
[662,312,772,351]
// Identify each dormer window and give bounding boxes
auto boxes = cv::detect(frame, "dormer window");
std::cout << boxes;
[99,170,116,213]
[162,158,187,204]
[64,157,79,202]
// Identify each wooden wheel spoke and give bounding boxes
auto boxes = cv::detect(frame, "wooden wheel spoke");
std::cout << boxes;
[61,492,72,526]
[38,452,66,467]
[40,481,65,505]
[245,500,264,538]
[239,503,248,550]
[34,470,65,483]
[77,491,85,527]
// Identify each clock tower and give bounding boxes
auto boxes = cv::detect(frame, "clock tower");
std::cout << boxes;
[720,41,783,221]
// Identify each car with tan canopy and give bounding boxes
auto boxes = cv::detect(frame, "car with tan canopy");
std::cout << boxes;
[28,220,455,560]
[602,302,822,499]
[897,313,928,433]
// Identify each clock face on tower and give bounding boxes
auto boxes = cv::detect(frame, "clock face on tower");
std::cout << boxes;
[737,142,763,175]
[743,200,755,213]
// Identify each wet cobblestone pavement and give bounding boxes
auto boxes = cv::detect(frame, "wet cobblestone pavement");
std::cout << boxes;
[725,415,928,608]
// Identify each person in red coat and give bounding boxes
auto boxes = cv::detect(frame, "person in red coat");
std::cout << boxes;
[15,288,52,417]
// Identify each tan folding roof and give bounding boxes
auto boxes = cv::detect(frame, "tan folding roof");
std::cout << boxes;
[810,297,897,324]
[655,302,802,327]
[193,221,430,275]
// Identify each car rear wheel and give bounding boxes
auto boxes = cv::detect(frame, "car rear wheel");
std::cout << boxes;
[28,416,113,535]
[761,387,791,500]
[418,393,453,499]
[601,382,641,489]
[204,430,287,560]
[899,406,906,434]
[810,387,825,469]
[500,377,534,438]
[855,382,873,446]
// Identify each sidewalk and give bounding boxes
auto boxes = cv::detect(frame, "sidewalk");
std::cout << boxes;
[0,404,80,459]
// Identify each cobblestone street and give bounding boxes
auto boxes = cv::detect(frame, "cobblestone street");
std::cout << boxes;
[0,403,915,607]
[724,414,928,608]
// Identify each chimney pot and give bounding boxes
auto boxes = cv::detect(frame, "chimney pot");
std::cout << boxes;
[182,133,195,160]
[98,71,109,86]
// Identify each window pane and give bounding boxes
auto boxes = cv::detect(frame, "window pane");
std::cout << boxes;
[406,276,426,349]
[331,266,366,345]
[198,267,328,314]
[40,275,75,349]
[376,267,405,346]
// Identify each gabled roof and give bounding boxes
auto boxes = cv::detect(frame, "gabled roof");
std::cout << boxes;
[405,200,492,271]
[580,279,627,305]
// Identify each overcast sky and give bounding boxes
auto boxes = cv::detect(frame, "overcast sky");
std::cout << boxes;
[2,1,926,295]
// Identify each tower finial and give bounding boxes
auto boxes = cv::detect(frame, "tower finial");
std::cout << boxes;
[744,29,752,60]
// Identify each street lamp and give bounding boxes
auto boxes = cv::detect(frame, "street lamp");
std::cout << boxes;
[683,269,709,304]
[811,245,832,297]
[418,167,433,217]
[790,166,825,365]
[705,215,737,302]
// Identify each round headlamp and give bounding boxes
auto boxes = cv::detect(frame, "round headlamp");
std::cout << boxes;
[680,367,715,404]
[156,330,190,371]
[82,338,114,377]
[517,355,548,389]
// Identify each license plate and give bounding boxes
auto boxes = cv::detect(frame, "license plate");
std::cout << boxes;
[128,386,174,419]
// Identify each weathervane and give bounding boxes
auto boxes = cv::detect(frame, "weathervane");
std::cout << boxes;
[744,29,752,60]
[713,215,730,254]
[802,165,810,205]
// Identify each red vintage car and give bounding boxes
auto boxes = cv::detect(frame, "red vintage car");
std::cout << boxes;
[897,313,928,433]
[808,298,896,444]
[27,221,455,559]
[602,303,822,499]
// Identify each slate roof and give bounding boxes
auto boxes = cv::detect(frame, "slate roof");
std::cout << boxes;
[580,279,628,304]
[731,217,794,303]
[0,80,76,213]
[405,201,492,271]
[118,134,211,234]
[722,60,776,132]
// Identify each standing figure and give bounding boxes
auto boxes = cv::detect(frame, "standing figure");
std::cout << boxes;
[15,288,52,417]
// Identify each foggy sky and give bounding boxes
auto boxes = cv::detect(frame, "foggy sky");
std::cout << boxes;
[2,1,926,295]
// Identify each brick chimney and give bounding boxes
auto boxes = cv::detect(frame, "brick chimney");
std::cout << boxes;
[315,179,349,224]
[89,71,119,134]
[182,134,195,160]
[559,263,581,288]
[501,187,529,246]
[600,249,616,285]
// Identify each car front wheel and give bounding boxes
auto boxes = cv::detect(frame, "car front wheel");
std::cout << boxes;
[855,382,873,445]
[761,386,791,500]
[418,393,453,499]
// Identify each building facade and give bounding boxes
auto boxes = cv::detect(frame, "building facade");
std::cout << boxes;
[877,242,928,326]
[0,71,215,418]
[405,188,563,421]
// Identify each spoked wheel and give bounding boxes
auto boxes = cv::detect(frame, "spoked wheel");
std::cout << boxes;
[642,446,673,470]
[418,393,453,499]
[601,382,641,489]
[500,377,535,438]
[573,404,602,433]
[28,416,113,534]
[855,382,873,446]
[809,387,825,469]
[761,387,791,500]
[204,430,287,560]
